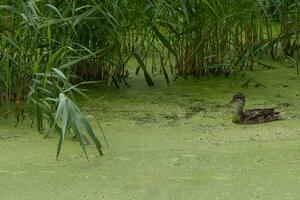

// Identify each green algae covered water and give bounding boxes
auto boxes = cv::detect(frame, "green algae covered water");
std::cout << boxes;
[1,63,300,200]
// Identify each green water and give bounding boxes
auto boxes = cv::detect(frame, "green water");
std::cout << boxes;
[1,63,300,200]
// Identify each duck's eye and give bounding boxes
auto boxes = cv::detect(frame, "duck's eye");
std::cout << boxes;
[236,97,243,101]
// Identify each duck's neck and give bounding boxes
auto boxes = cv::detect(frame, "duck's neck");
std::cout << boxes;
[236,101,245,118]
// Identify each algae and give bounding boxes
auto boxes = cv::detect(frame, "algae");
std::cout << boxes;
[1,63,300,200]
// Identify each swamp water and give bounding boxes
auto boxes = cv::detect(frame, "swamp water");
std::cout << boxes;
[1,63,300,200]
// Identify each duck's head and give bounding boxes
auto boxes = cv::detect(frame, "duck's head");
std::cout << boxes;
[227,93,245,106]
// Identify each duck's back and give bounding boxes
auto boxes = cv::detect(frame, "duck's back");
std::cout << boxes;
[243,108,280,124]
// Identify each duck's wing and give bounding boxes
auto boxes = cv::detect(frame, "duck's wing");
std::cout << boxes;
[244,108,280,124]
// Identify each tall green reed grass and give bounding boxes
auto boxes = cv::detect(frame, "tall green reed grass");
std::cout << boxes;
[0,0,299,158]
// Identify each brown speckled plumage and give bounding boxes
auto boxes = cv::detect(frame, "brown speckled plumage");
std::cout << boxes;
[228,94,280,124]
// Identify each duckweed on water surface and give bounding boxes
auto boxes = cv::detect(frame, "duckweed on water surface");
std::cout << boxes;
[1,64,300,200]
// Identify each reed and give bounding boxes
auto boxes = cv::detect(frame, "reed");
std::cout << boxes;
[0,0,299,158]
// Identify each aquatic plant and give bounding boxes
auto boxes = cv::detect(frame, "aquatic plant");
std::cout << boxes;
[0,0,108,159]
[0,0,299,158]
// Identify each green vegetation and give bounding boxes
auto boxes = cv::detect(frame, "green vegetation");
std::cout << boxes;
[1,64,300,199]
[0,1,300,158]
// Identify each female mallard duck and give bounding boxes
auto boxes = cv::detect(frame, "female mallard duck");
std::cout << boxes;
[228,93,280,124]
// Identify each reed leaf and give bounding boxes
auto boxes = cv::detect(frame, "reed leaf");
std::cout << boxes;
[133,52,154,87]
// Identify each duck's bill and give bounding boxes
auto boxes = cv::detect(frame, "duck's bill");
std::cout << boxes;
[226,99,234,105]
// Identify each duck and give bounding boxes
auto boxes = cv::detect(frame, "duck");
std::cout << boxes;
[228,93,280,124]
